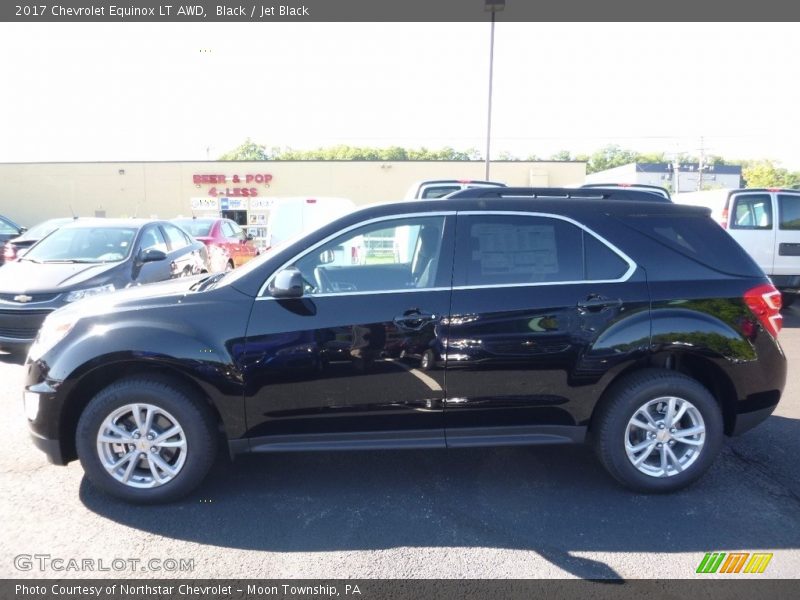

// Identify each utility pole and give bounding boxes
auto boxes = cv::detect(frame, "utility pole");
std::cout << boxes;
[697,136,705,191]
[484,0,505,180]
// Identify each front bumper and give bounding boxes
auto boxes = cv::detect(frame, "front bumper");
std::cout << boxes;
[731,403,779,436]
[29,430,67,465]
[24,375,70,465]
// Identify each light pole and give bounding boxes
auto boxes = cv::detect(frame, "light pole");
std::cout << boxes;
[484,0,505,181]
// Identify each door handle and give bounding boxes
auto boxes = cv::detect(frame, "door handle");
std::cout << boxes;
[577,296,622,311]
[393,310,437,331]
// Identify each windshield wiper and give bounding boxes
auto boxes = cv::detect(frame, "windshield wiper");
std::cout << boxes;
[41,259,101,264]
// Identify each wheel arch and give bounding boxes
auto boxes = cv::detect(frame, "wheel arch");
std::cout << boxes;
[589,351,738,437]
[58,361,229,464]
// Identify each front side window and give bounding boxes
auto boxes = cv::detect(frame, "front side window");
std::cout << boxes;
[778,194,800,230]
[138,225,168,253]
[731,194,772,229]
[290,216,448,295]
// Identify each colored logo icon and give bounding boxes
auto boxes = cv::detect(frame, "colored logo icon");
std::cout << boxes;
[696,552,773,574]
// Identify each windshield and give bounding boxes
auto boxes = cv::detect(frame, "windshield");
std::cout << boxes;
[173,219,214,237]
[16,218,74,242]
[23,226,138,263]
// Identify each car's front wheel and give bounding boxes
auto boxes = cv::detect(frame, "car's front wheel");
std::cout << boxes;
[592,369,723,493]
[76,377,217,503]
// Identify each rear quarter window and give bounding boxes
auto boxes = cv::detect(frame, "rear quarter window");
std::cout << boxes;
[619,213,764,277]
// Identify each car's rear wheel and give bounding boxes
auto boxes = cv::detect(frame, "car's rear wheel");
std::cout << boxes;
[592,369,723,493]
[76,377,217,503]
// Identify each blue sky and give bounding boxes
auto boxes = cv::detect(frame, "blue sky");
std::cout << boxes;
[2,22,799,168]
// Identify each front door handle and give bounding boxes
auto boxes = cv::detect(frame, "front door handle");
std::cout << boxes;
[577,296,622,311]
[393,309,437,331]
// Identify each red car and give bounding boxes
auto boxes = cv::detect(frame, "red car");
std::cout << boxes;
[172,218,259,272]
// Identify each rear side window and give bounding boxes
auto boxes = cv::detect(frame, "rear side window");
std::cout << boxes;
[585,234,629,280]
[778,194,800,230]
[620,213,763,277]
[454,214,629,287]
[730,194,772,229]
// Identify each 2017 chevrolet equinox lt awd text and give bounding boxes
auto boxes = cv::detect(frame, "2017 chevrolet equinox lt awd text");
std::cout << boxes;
[24,188,787,503]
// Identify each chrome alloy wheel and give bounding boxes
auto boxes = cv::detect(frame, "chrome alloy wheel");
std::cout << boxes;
[96,403,188,489]
[624,396,706,478]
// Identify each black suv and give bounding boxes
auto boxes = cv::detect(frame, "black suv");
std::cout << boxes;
[25,190,786,503]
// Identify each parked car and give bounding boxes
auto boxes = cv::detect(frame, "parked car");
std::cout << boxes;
[581,183,673,201]
[0,218,208,351]
[0,215,26,267]
[3,217,76,264]
[24,192,786,503]
[172,217,259,273]
[404,179,506,200]
[673,188,800,306]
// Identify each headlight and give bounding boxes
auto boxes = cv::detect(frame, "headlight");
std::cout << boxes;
[65,284,115,303]
[28,313,78,361]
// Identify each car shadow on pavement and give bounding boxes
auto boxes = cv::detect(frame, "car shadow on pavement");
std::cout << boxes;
[79,414,800,580]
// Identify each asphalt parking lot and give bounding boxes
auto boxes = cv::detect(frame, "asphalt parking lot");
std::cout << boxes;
[1,308,798,580]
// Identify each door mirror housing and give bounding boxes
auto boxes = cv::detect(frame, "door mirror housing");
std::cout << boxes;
[269,267,304,299]
[139,248,167,264]
[319,249,336,264]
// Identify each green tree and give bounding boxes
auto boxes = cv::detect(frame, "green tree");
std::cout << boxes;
[742,160,800,188]
[550,150,573,161]
[218,138,270,161]
[585,145,638,174]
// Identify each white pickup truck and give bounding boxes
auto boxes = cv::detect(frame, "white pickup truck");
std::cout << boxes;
[673,188,800,306]
[404,179,506,200]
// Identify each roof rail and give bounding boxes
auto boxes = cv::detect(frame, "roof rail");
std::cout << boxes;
[446,187,673,203]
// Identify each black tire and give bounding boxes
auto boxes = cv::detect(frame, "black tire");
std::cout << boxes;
[76,377,218,504]
[420,349,435,371]
[592,369,723,493]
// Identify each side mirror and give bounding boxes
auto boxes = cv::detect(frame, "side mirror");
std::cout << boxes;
[269,267,304,299]
[319,249,336,264]
[19,226,28,234]
[139,248,167,263]
[246,234,254,241]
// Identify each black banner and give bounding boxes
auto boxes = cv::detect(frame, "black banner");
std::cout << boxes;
[2,0,800,22]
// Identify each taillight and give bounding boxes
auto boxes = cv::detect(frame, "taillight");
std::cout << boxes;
[3,243,16,261]
[720,206,729,229]
[351,246,359,264]
[744,284,783,339]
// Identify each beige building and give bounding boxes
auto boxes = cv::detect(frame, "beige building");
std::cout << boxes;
[0,160,585,233]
